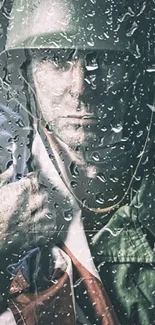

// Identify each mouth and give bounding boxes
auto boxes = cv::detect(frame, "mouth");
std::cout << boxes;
[61,115,98,125]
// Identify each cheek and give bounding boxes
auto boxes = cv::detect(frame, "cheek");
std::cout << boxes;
[34,64,72,97]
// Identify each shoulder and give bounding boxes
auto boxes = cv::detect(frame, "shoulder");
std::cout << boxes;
[0,104,24,134]
[0,104,32,176]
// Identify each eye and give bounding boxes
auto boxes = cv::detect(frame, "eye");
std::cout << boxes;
[38,50,73,71]
[51,52,76,71]
[85,52,98,71]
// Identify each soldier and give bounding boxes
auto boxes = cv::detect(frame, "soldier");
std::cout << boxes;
[0,0,155,324]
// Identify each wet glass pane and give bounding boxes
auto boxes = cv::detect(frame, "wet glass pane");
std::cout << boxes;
[0,0,155,324]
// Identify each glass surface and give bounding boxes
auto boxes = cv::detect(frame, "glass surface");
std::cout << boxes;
[0,1,155,324]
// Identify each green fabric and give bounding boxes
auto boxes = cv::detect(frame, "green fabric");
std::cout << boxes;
[90,159,155,264]
[99,262,155,325]
[91,202,155,324]
[91,204,155,263]
[90,162,155,324]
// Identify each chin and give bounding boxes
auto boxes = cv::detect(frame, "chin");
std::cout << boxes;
[58,132,98,150]
[57,133,86,148]
[48,121,98,149]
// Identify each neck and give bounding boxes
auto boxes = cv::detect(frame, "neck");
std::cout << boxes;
[42,125,98,174]
[55,136,100,179]
[41,124,135,213]
[56,137,86,165]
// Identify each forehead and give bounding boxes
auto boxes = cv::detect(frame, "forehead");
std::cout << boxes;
[29,48,130,60]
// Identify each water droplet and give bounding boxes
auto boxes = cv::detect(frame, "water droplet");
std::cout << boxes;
[97,261,106,271]
[108,195,118,202]
[137,130,143,138]
[106,17,113,26]
[101,126,108,132]
[118,9,135,23]
[87,23,94,31]
[7,22,14,31]
[112,269,117,274]
[114,23,121,32]
[134,117,140,125]
[132,44,141,59]
[82,198,87,206]
[64,208,73,222]
[16,5,25,12]
[111,124,123,133]
[126,21,138,37]
[54,202,59,208]
[7,241,12,245]
[85,62,98,71]
[95,192,105,204]
[103,32,110,39]
[70,162,79,177]
[109,175,119,183]
[84,76,91,85]
[16,173,22,180]
[13,135,19,142]
[8,137,12,143]
[87,10,95,17]
[137,2,146,16]
[6,160,13,169]
[74,277,84,287]
[70,181,78,189]
[98,35,104,41]
[108,105,114,111]
[91,152,101,162]
[146,66,155,73]
[96,172,106,183]
[97,250,104,256]
[16,118,25,127]
[134,175,141,181]
[87,39,95,47]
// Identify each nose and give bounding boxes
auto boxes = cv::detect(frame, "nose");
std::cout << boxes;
[70,60,84,96]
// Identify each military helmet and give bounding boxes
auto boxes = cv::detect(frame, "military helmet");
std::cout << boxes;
[6,0,140,51]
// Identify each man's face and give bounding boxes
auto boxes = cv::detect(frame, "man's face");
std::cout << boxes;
[31,48,135,149]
